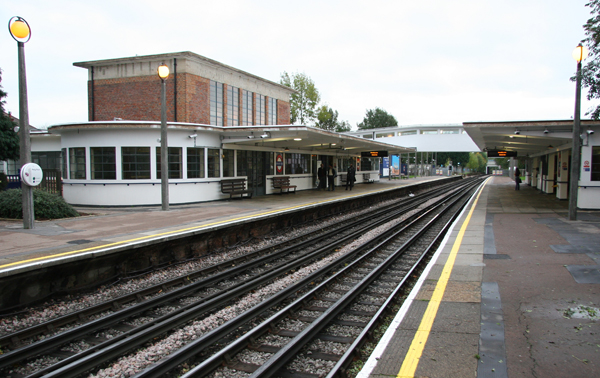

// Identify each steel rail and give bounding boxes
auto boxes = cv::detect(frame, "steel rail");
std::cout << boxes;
[325,178,486,377]
[20,182,467,378]
[179,177,483,378]
[137,179,480,377]
[248,179,483,377]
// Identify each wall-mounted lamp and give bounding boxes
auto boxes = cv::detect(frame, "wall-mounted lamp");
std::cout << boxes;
[514,129,520,135]
[189,133,197,138]
[247,135,255,139]
[284,147,289,151]
[543,129,549,134]
[587,129,594,135]
[260,132,270,138]
[294,138,302,141]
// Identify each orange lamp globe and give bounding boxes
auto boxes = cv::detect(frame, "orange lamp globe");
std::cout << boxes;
[10,20,30,39]
[572,45,589,62]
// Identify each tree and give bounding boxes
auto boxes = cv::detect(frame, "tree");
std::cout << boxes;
[466,152,487,173]
[0,69,20,162]
[434,152,470,167]
[315,105,352,132]
[577,1,600,118]
[280,71,321,125]
[357,108,398,130]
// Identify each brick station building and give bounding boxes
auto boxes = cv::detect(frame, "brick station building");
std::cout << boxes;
[73,51,293,126]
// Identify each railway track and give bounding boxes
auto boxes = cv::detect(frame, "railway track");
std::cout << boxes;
[0,177,485,378]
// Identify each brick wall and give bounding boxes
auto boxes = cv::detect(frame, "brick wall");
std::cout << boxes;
[278,100,291,125]
[89,73,288,126]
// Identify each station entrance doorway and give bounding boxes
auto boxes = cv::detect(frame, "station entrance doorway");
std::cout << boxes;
[237,151,273,197]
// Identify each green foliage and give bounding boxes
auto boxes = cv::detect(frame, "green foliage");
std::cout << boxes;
[0,172,7,191]
[357,108,398,130]
[280,71,321,125]
[435,152,470,167]
[315,105,351,132]
[0,68,20,161]
[466,152,487,173]
[0,189,79,220]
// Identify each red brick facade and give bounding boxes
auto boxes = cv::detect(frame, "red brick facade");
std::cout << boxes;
[89,72,290,126]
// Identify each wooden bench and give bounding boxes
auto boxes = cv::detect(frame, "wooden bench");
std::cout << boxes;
[221,179,253,199]
[272,176,297,194]
[363,173,374,183]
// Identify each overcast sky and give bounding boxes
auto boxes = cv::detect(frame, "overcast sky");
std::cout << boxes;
[0,0,595,130]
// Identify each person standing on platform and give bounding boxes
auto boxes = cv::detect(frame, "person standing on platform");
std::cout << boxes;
[514,167,521,190]
[318,163,326,191]
[346,163,356,191]
[327,164,337,191]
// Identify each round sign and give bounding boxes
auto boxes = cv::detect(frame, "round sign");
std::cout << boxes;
[276,154,283,174]
[20,163,44,186]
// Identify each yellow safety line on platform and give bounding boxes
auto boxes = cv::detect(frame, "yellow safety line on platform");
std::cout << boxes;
[0,190,377,271]
[396,180,487,378]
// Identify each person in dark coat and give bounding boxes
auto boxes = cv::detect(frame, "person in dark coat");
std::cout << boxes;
[346,163,356,191]
[317,163,326,190]
[327,164,337,191]
[514,167,521,190]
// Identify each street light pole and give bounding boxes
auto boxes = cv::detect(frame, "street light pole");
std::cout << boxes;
[158,63,170,211]
[569,44,589,221]
[9,16,34,229]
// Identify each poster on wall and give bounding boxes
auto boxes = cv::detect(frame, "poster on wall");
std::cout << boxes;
[391,155,400,175]
[382,156,390,176]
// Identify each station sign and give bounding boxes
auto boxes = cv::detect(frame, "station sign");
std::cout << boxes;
[361,151,389,158]
[487,150,517,158]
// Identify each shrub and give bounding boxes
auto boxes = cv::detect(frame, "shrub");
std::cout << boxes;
[0,189,79,220]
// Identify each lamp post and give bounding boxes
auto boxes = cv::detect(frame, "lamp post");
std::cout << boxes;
[569,44,589,221]
[158,63,170,211]
[9,16,34,229]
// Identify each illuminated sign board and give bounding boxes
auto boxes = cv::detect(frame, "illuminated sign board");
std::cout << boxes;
[361,151,389,157]
[487,150,517,157]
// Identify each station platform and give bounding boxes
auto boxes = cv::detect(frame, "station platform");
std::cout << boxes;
[1,176,599,377]
[359,176,600,378]
[0,176,436,275]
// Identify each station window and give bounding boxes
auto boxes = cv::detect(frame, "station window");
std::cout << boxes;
[210,81,224,126]
[187,148,204,179]
[592,146,600,181]
[421,130,438,135]
[222,149,235,177]
[440,129,459,134]
[69,147,86,179]
[362,157,380,171]
[207,148,221,178]
[376,133,394,138]
[256,94,266,125]
[285,153,310,174]
[226,85,239,126]
[363,134,373,139]
[32,151,62,171]
[242,90,253,126]
[400,131,416,136]
[90,147,116,180]
[268,98,278,125]
[156,147,182,179]
[122,147,150,180]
